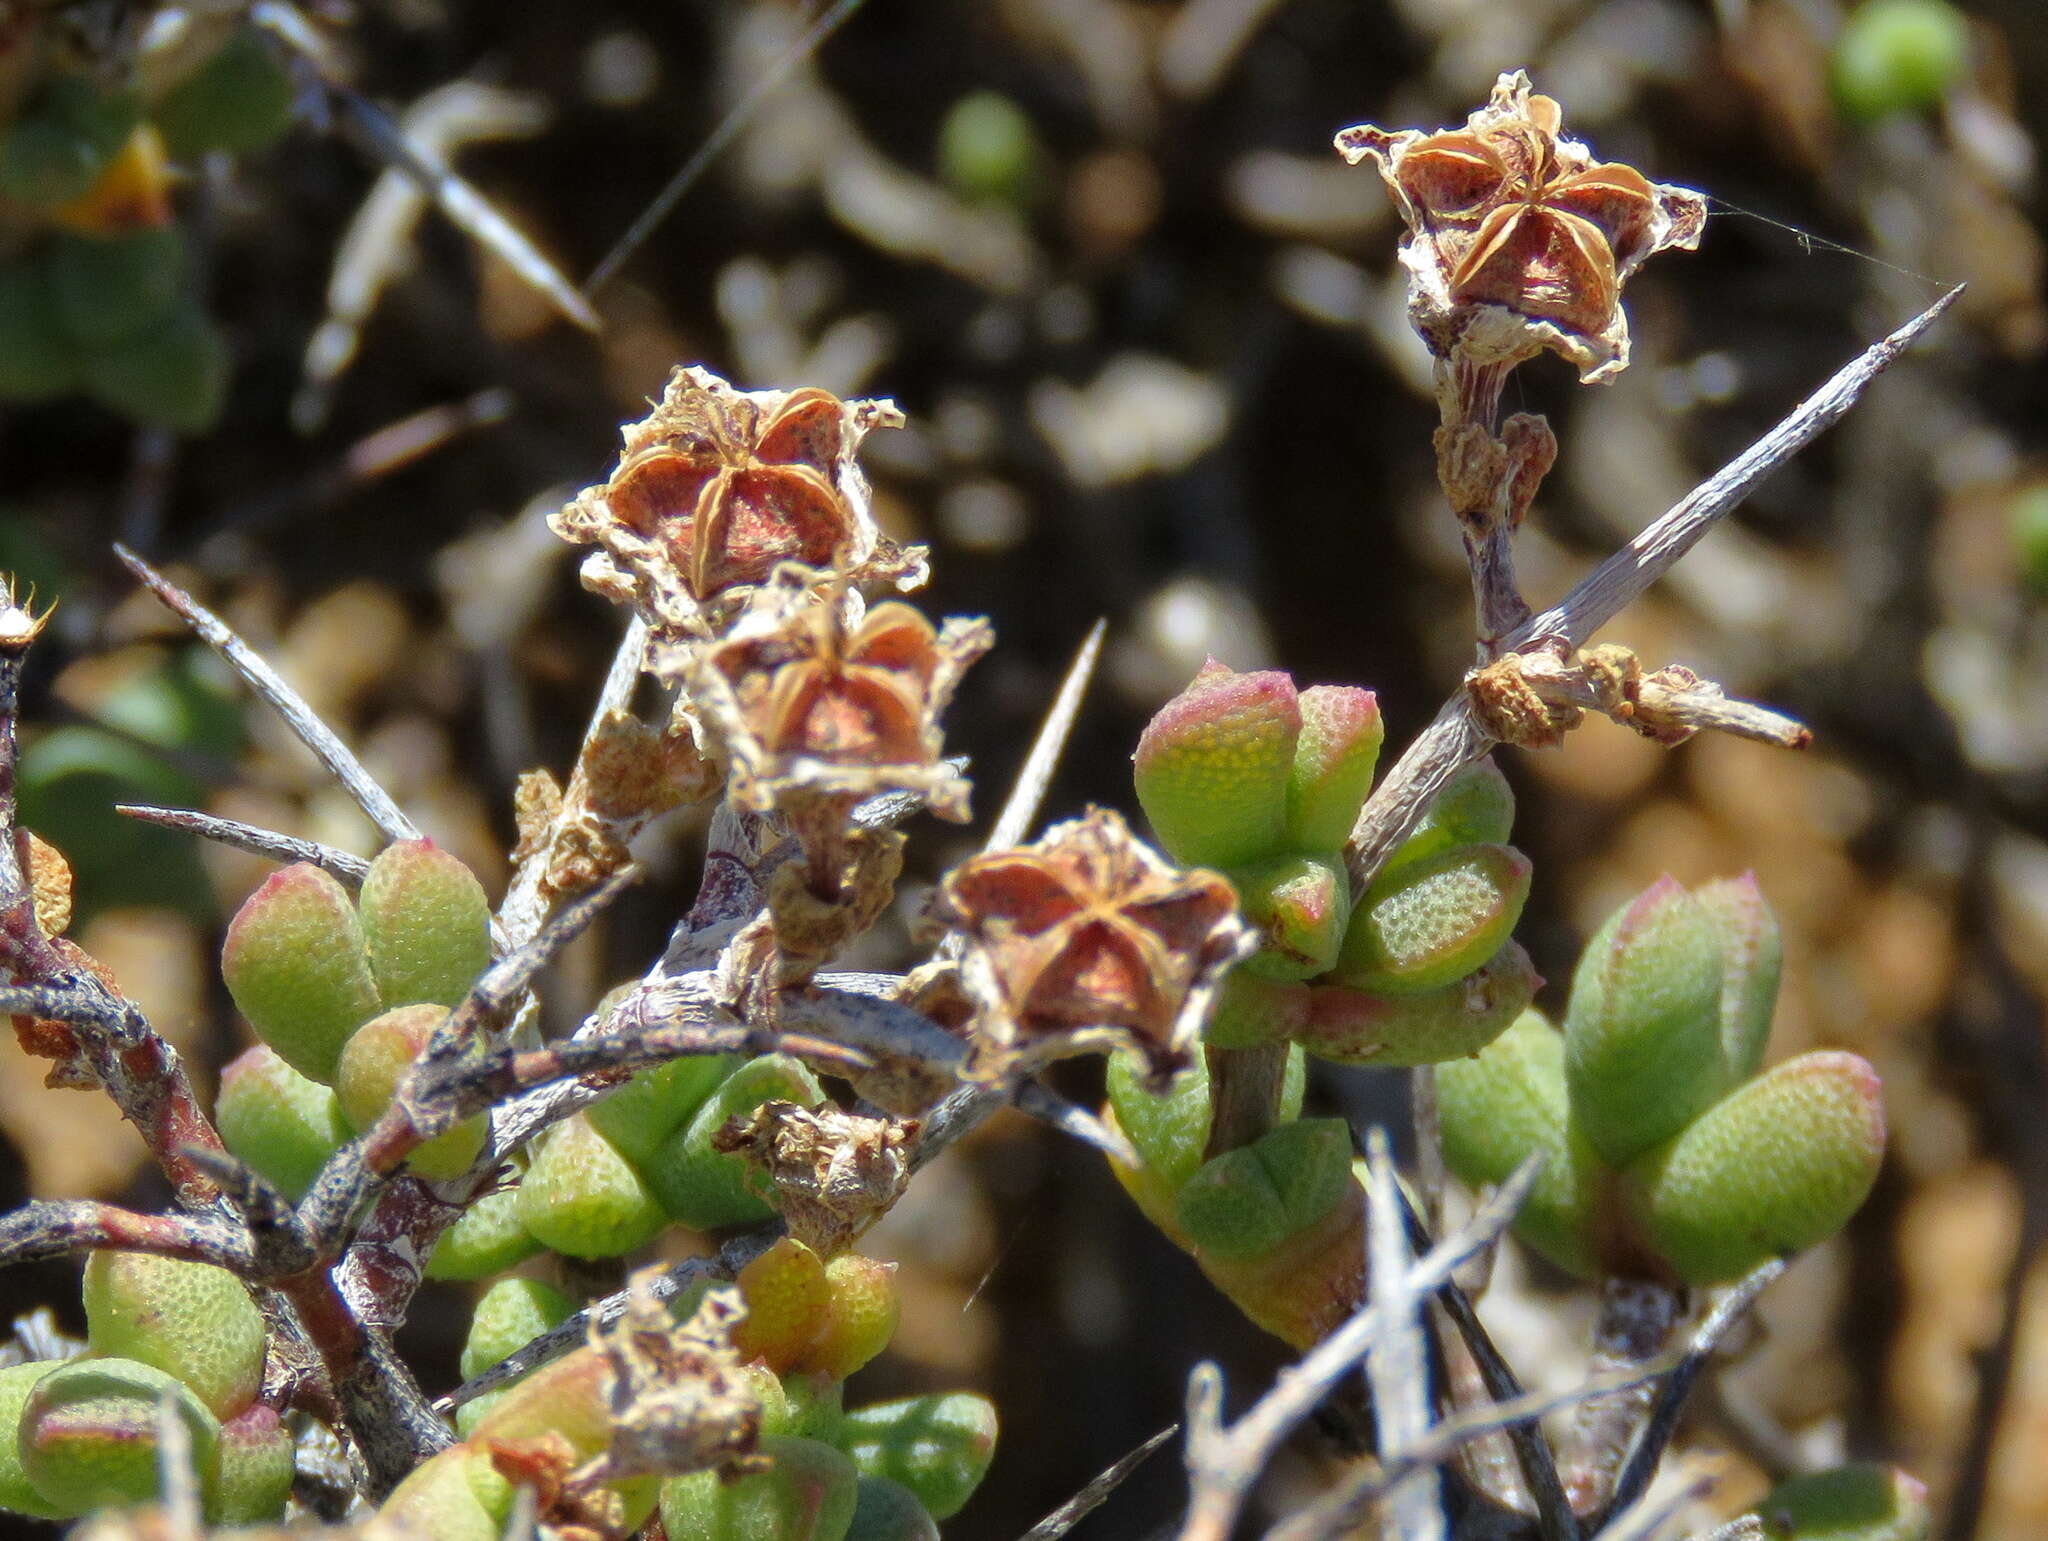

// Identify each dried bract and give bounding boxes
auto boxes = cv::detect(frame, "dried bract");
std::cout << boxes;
[692,575,989,825]
[551,367,914,638]
[932,807,1251,1085]
[711,1100,916,1256]
[575,1271,763,1488]
[1337,71,1705,396]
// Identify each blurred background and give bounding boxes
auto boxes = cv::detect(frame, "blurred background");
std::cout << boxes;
[1,0,2046,1535]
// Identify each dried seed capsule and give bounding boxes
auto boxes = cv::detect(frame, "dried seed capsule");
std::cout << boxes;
[1174,1118,1354,1262]
[358,840,492,1010]
[1627,1051,1886,1286]
[1228,852,1350,981]
[1300,942,1536,1068]
[82,1251,265,1419]
[216,1044,351,1202]
[222,863,381,1084]
[1438,1008,1604,1279]
[660,1434,860,1541]
[1752,1463,1930,1541]
[1133,664,1299,867]
[649,1055,826,1230]
[20,1358,220,1515]
[841,1394,998,1521]
[1329,842,1531,997]
[1284,685,1382,852]
[516,1110,667,1258]
[209,1404,294,1525]
[1562,877,1728,1168]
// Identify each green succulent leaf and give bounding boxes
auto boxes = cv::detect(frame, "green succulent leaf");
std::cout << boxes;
[1439,1008,1605,1279]
[1298,941,1537,1068]
[20,1358,220,1515]
[0,260,82,402]
[1175,1117,1352,1261]
[150,26,297,157]
[1229,851,1350,981]
[216,1044,350,1202]
[846,1475,940,1541]
[647,1055,825,1229]
[1329,841,1531,997]
[48,228,184,349]
[661,1435,859,1541]
[209,1405,295,1526]
[0,1362,72,1519]
[517,1110,668,1258]
[588,1052,744,1169]
[424,1167,541,1280]
[1133,663,1300,867]
[1753,1463,1931,1541]
[1563,877,1729,1168]
[82,1251,266,1420]
[1383,758,1516,875]
[1628,1050,1887,1285]
[1284,685,1382,852]
[1105,1040,1306,1198]
[842,1394,998,1522]
[358,840,492,1010]
[1693,873,1783,1085]
[456,1278,577,1437]
[335,1004,487,1181]
[222,862,381,1083]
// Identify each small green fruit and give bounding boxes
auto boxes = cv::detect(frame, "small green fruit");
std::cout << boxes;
[82,1251,266,1419]
[1754,1463,1930,1541]
[0,1362,71,1519]
[335,1004,487,1181]
[936,91,1040,206]
[1175,1118,1353,1262]
[1284,685,1382,852]
[1833,0,1969,121]
[216,1044,350,1202]
[1563,877,1729,1168]
[1439,1008,1604,1279]
[661,1434,859,1541]
[150,27,296,157]
[842,1394,997,1522]
[358,840,492,1010]
[80,299,228,434]
[517,1110,667,1257]
[1329,842,1531,997]
[0,260,81,402]
[1134,664,1299,867]
[1629,1050,1887,1285]
[648,1055,825,1229]
[1230,852,1349,981]
[424,1169,541,1280]
[222,862,381,1083]
[208,1404,294,1525]
[20,1358,220,1514]
[846,1476,939,1541]
[49,228,184,348]
[1299,941,1536,1067]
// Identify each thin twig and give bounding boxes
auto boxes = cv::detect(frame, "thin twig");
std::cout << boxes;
[1176,1153,1543,1541]
[1343,287,1960,894]
[1018,1425,1179,1541]
[1596,1471,1715,1541]
[116,804,371,885]
[113,545,421,846]
[1599,1260,1786,1525]
[1362,1128,1444,1541]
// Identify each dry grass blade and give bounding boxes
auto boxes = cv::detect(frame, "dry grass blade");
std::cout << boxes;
[986,618,1106,854]
[584,0,873,295]
[116,803,371,885]
[1596,1472,1716,1541]
[1018,1424,1179,1541]
[114,544,421,846]
[1013,1078,1139,1168]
